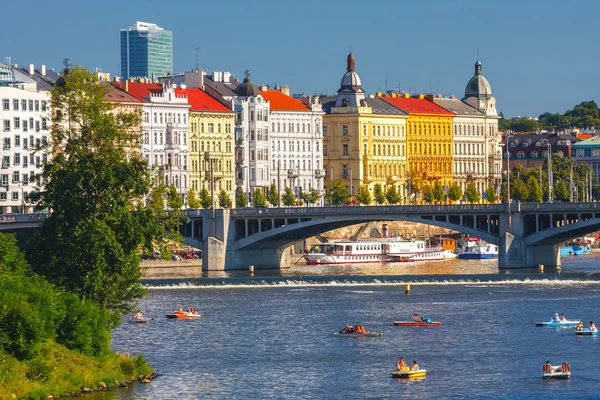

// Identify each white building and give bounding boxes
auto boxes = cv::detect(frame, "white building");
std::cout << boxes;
[117,81,191,200]
[260,89,325,200]
[233,74,270,202]
[0,63,51,214]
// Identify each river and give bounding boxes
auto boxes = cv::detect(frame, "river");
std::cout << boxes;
[91,255,600,399]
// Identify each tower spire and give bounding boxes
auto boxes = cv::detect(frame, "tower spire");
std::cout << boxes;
[347,52,355,72]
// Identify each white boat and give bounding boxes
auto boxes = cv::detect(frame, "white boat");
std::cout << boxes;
[444,250,457,259]
[328,332,382,338]
[543,363,570,379]
[304,238,445,265]
[458,238,498,260]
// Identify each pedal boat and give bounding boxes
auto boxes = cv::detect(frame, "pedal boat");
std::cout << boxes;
[543,363,570,380]
[391,369,427,379]
[575,328,598,336]
[394,321,441,327]
[166,311,200,319]
[536,320,580,327]
[132,318,149,324]
[329,332,382,338]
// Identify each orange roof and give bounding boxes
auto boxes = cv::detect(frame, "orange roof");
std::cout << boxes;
[114,82,163,103]
[175,87,231,112]
[381,96,454,115]
[578,133,594,140]
[260,90,309,111]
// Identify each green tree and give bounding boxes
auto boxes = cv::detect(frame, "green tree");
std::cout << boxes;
[448,182,462,202]
[187,188,201,209]
[511,179,530,202]
[218,189,232,208]
[282,187,297,206]
[385,185,401,205]
[373,183,386,205]
[500,183,508,202]
[236,190,248,208]
[433,180,445,203]
[356,185,372,205]
[0,233,28,273]
[553,180,570,202]
[199,187,212,209]
[526,175,543,202]
[165,185,185,244]
[465,182,480,204]
[301,187,320,206]
[29,66,163,315]
[266,182,279,206]
[422,184,434,204]
[486,184,498,203]
[325,179,350,206]
[253,188,266,207]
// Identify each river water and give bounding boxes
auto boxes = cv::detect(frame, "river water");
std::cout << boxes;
[92,255,600,399]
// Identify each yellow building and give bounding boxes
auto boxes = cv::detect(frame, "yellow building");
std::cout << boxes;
[379,93,454,199]
[323,53,409,202]
[178,87,235,206]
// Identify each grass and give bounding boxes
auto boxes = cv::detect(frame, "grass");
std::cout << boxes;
[0,340,153,400]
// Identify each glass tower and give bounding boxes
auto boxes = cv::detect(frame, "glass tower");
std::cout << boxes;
[120,22,173,80]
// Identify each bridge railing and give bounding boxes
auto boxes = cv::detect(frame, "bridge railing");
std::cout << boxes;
[0,212,49,224]
[519,202,600,212]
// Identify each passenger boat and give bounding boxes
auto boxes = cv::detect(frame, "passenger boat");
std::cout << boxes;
[543,363,570,380]
[535,320,580,327]
[166,311,200,319]
[328,332,382,338]
[560,243,591,256]
[458,238,498,260]
[394,321,442,327]
[575,329,598,336]
[304,238,445,265]
[391,369,427,379]
[444,250,457,259]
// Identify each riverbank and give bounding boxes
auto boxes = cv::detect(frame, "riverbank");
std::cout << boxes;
[0,340,153,400]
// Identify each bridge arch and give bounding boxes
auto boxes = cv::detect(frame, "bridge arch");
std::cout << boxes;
[525,218,600,246]
[234,214,499,251]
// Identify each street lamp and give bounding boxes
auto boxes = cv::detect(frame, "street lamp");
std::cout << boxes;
[505,132,514,211]
[542,138,552,202]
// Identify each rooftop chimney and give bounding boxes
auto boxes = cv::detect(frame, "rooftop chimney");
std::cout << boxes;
[28,64,35,75]
[40,65,46,76]
[280,85,290,96]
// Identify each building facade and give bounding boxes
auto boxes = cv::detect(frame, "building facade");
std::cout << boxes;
[120,22,173,80]
[572,136,600,177]
[178,87,235,207]
[233,75,270,202]
[260,90,325,199]
[117,81,190,201]
[323,53,409,201]
[0,63,51,214]
[504,132,579,169]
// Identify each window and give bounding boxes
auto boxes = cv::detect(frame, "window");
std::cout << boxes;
[13,99,18,110]
[3,138,9,150]
[342,125,348,136]
[35,100,39,112]
[517,151,525,159]
[322,126,327,136]
[342,164,348,177]
[29,100,33,111]
[343,144,349,156]
[2,99,8,110]
[29,118,33,129]
[207,123,214,133]
[14,117,20,129]
[13,153,20,165]
[3,120,9,132]
[12,192,18,201]
[2,156,9,168]
[12,171,19,183]
[22,100,27,111]
[41,101,47,112]
[530,150,538,158]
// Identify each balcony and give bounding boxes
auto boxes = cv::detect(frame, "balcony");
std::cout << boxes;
[314,169,326,179]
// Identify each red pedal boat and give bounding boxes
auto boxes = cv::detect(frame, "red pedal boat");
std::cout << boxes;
[394,321,442,327]
[166,310,200,319]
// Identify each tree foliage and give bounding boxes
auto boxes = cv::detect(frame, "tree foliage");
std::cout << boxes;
[356,185,372,205]
[325,180,350,206]
[527,175,543,202]
[199,187,212,209]
[432,180,445,203]
[218,189,232,208]
[385,185,401,205]
[373,183,386,205]
[422,184,434,204]
[266,182,279,206]
[236,190,248,208]
[448,183,462,202]
[465,182,480,204]
[29,66,163,315]
[511,178,530,202]
[301,187,320,206]
[486,184,498,203]
[252,188,266,207]
[187,188,201,209]
[282,187,297,207]
[554,180,570,201]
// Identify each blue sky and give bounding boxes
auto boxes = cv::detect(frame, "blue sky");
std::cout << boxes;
[2,0,598,117]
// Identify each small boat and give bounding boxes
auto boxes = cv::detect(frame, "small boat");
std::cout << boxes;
[543,363,570,380]
[536,320,580,327]
[132,318,149,324]
[444,250,457,259]
[575,329,598,336]
[166,311,200,319]
[329,332,382,338]
[458,241,498,260]
[394,321,442,327]
[391,369,427,379]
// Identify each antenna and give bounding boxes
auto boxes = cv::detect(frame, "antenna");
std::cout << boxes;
[385,73,388,93]
[244,70,251,78]
[194,47,200,70]
[63,58,71,69]
[477,48,480,60]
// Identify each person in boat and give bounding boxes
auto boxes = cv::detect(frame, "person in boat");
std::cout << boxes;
[576,321,584,331]
[133,312,144,320]
[412,313,421,322]
[340,324,353,334]
[552,313,561,323]
[396,357,408,371]
[544,361,554,374]
[177,307,183,313]
[589,321,597,331]
[411,361,420,371]
[560,313,566,322]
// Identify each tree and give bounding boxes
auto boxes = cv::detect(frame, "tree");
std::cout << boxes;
[486,184,498,203]
[0,233,28,273]
[554,180,570,202]
[187,188,201,209]
[253,188,266,207]
[422,184,434,204]
[500,183,508,202]
[325,179,350,206]
[526,175,543,202]
[511,179,530,202]
[385,185,401,205]
[236,190,248,208]
[356,185,372,205]
[432,180,445,203]
[199,187,212,209]
[165,184,185,244]
[465,182,480,204]
[282,187,297,207]
[301,187,320,206]
[218,189,232,208]
[373,183,386,205]
[29,66,164,315]
[448,183,462,202]
[266,182,279,206]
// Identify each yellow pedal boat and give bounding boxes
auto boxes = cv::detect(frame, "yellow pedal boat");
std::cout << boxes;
[391,369,427,379]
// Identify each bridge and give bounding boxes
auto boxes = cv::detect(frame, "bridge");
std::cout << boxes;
[4,203,600,271]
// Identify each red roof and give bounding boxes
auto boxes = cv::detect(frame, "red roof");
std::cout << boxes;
[104,85,143,104]
[114,82,163,103]
[260,90,309,111]
[175,88,231,112]
[381,96,454,115]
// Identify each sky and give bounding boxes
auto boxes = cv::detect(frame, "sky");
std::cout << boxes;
[2,0,599,118]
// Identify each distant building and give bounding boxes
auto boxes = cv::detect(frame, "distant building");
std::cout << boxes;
[120,22,173,80]
[572,136,600,177]
[504,132,580,169]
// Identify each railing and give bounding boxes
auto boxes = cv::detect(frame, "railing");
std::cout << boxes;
[519,202,600,212]
[0,212,49,223]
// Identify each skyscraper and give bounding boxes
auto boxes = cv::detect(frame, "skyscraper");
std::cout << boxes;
[120,21,172,80]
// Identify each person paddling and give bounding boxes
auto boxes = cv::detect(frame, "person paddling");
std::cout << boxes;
[133,312,144,320]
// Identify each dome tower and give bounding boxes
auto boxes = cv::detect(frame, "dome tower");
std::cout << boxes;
[334,52,366,108]
[463,59,497,116]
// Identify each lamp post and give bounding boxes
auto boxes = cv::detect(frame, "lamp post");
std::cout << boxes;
[505,132,514,211]
[542,138,552,202]
[349,167,353,199]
